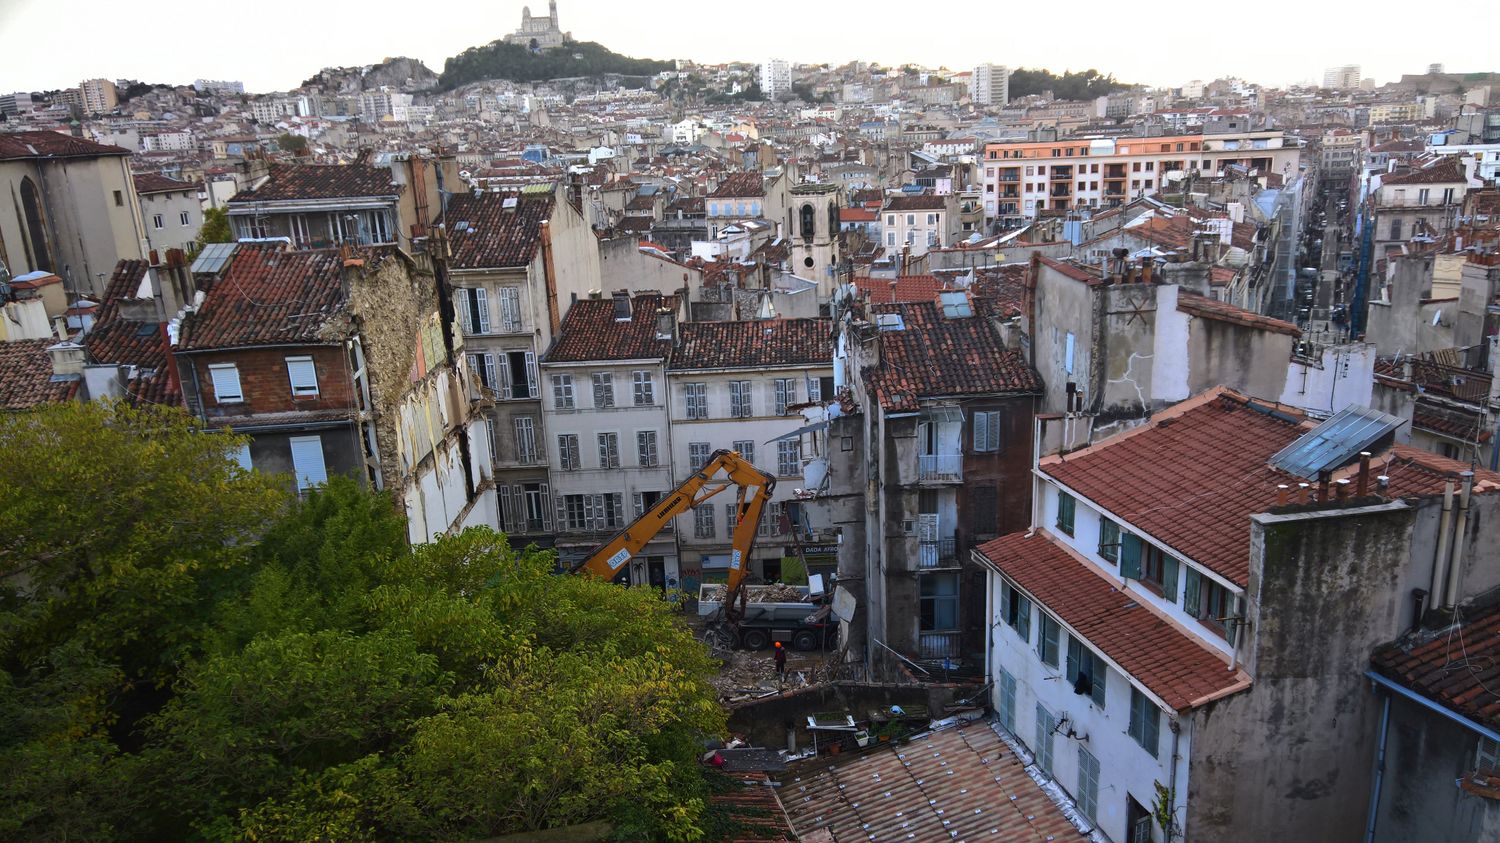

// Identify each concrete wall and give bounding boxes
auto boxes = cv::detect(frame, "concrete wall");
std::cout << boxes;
[1371,692,1500,843]
[1029,259,1097,418]
[1281,343,1377,419]
[1367,255,1450,358]
[597,235,699,296]
[0,154,146,296]
[1187,502,1416,842]
[1183,310,1294,402]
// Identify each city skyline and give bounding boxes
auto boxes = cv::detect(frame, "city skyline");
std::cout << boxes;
[1,0,1486,94]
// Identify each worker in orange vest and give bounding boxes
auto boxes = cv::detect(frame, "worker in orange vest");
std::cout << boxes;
[773,641,787,677]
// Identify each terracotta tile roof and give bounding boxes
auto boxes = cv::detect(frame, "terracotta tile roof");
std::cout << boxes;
[133,173,200,195]
[177,245,345,351]
[546,294,677,363]
[708,772,796,843]
[440,191,553,270]
[863,301,1041,411]
[976,530,1248,711]
[853,275,944,303]
[881,194,947,212]
[1042,390,1306,586]
[1413,405,1493,443]
[839,207,877,223]
[709,172,766,198]
[1371,138,1425,155]
[615,216,653,233]
[1035,254,1103,285]
[0,339,78,409]
[1177,291,1301,337]
[625,194,655,210]
[0,131,131,160]
[668,319,830,371]
[79,260,181,406]
[1382,156,1468,186]
[1372,602,1500,729]
[778,720,1080,842]
[970,265,1028,317]
[228,163,398,203]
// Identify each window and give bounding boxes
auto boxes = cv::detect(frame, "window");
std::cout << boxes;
[632,370,655,406]
[552,374,575,409]
[592,373,615,408]
[1121,534,1178,603]
[514,417,539,464]
[562,494,589,531]
[906,214,914,225]
[926,213,936,225]
[1064,331,1075,373]
[231,443,253,471]
[1184,567,1240,643]
[558,434,580,470]
[689,441,711,471]
[113,189,123,206]
[597,432,620,468]
[597,493,624,530]
[459,287,490,334]
[1034,704,1056,774]
[1037,613,1060,666]
[288,435,327,492]
[468,353,498,395]
[637,430,659,467]
[694,504,715,538]
[284,356,319,397]
[501,351,537,399]
[1418,188,1430,204]
[1056,491,1075,536]
[179,210,191,226]
[887,232,896,246]
[1477,737,1500,773]
[1001,580,1032,642]
[1067,635,1107,708]
[684,383,707,419]
[1389,218,1402,240]
[208,363,243,403]
[998,668,1017,731]
[919,572,958,631]
[1128,687,1160,758]
[729,380,752,418]
[973,410,1001,452]
[886,214,895,226]
[497,287,522,333]
[153,213,164,230]
[777,439,801,477]
[773,378,797,415]
[1098,518,1121,563]
[732,440,755,465]
[1077,748,1101,822]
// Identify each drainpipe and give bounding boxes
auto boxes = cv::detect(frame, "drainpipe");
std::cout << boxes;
[1429,479,1455,610]
[1444,471,1475,609]
[1168,718,1182,839]
[1364,691,1391,843]
[983,567,994,688]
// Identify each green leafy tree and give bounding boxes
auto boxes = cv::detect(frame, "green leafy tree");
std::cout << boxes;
[197,206,232,249]
[276,133,309,154]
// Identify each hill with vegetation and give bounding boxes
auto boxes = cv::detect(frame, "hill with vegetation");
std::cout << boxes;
[439,39,673,89]
[1008,67,1131,100]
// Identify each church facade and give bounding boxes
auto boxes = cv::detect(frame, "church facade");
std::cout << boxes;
[504,1,569,50]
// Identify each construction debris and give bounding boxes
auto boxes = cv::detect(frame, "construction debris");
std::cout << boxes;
[701,583,807,603]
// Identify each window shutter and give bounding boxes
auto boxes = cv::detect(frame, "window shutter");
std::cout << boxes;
[484,354,499,396]
[1066,635,1082,685]
[918,513,939,541]
[1183,568,1202,618]
[286,357,319,395]
[988,413,1002,451]
[498,354,512,399]
[539,483,553,531]
[288,435,327,490]
[511,485,526,532]
[974,412,988,451]
[455,288,471,332]
[209,364,242,402]
[555,494,566,530]
[474,288,491,334]
[524,351,538,398]
[633,492,644,519]
[1162,556,1180,603]
[499,485,513,532]
[1120,533,1142,580]
[585,494,599,531]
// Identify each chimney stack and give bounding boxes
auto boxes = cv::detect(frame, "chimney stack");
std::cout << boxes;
[1276,484,1290,506]
[1356,452,1372,497]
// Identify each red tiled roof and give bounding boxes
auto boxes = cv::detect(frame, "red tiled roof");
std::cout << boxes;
[133,173,200,195]
[0,131,131,161]
[229,163,398,203]
[779,721,1079,842]
[863,301,1041,411]
[177,246,346,351]
[709,172,766,198]
[546,294,677,363]
[1035,254,1103,285]
[970,265,1028,318]
[1373,602,1500,728]
[1042,390,1305,586]
[882,194,947,212]
[615,216,653,233]
[1177,291,1301,337]
[976,530,1248,711]
[853,275,943,303]
[669,319,830,371]
[1382,156,1467,186]
[80,260,180,409]
[0,339,78,409]
[1413,405,1493,443]
[440,191,554,270]
[708,772,796,843]
[839,207,877,223]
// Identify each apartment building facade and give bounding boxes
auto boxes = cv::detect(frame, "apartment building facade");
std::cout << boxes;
[135,173,203,256]
[880,194,959,257]
[1370,156,1471,255]
[979,131,1300,226]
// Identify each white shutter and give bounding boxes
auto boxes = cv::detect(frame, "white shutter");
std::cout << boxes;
[539,483,553,531]
[974,412,989,452]
[555,494,567,530]
[286,357,319,396]
[511,484,525,532]
[918,513,939,541]
[482,354,499,396]
[232,443,253,470]
[474,287,491,334]
[455,288,472,334]
[208,364,242,403]
[500,287,521,332]
[288,435,327,491]
[587,494,601,531]
[633,492,644,519]
[524,351,538,398]
[499,485,514,532]
[987,413,1002,451]
[499,353,513,399]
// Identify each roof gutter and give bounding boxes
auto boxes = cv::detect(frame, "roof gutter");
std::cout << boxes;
[1364,670,1500,745]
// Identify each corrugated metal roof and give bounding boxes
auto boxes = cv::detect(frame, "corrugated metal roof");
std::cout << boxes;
[1268,404,1403,480]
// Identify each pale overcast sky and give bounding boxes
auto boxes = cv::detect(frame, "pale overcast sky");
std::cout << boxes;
[0,0,1485,94]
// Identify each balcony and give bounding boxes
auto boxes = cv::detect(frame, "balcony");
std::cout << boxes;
[1050,168,1073,180]
[918,631,961,660]
[917,454,962,482]
[1050,186,1072,198]
[1105,167,1127,179]
[918,538,958,568]
[1104,188,1125,197]
[997,174,1020,183]
[1001,189,1019,199]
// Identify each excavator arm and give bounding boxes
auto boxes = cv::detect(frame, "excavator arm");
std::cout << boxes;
[576,449,777,605]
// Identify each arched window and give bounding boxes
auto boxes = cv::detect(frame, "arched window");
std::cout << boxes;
[20,176,53,272]
[800,203,815,239]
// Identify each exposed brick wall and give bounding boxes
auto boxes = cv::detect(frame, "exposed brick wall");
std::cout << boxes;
[183,345,356,420]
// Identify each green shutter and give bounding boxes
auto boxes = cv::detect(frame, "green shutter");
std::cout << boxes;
[1183,568,1202,618]
[1091,654,1107,707]
[1162,556,1179,603]
[1067,635,1081,683]
[1120,533,1142,580]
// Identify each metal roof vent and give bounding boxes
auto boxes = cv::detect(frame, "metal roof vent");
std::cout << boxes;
[1269,405,1403,480]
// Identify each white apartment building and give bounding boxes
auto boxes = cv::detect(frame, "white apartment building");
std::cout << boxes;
[1323,65,1361,90]
[880,194,959,256]
[666,318,833,588]
[542,292,684,588]
[135,174,203,255]
[142,131,195,152]
[970,63,1010,107]
[761,58,793,100]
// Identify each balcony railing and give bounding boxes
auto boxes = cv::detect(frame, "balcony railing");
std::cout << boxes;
[1050,169,1073,180]
[919,631,961,660]
[918,538,958,568]
[917,454,962,482]
[997,174,1020,183]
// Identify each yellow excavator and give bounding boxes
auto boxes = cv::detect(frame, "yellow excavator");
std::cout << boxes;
[575,448,776,651]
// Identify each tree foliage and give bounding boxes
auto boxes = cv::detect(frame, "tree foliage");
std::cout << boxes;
[197,206,232,249]
[1007,67,1129,101]
[276,133,309,154]
[439,39,673,89]
[0,405,722,841]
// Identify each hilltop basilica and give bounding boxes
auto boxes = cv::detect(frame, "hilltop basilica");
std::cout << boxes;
[504,1,570,50]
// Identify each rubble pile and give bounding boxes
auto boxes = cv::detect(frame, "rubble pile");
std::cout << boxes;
[702,583,807,603]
